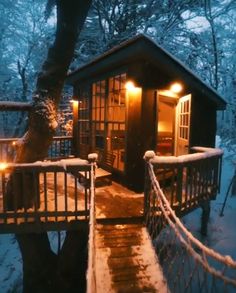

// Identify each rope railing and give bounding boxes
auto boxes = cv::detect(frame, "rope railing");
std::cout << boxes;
[144,149,236,293]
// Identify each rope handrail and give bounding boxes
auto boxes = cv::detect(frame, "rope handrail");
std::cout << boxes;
[148,162,236,269]
[145,155,236,290]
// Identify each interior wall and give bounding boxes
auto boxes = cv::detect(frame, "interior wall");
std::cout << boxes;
[158,100,175,133]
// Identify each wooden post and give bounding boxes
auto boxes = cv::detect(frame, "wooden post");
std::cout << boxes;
[200,200,210,236]
[143,151,155,218]
[72,100,79,157]
[176,165,183,214]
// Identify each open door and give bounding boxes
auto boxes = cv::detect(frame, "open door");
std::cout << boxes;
[156,93,177,156]
[175,94,191,156]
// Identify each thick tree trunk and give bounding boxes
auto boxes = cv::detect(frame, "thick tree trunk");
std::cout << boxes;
[16,0,91,163]
[10,1,92,292]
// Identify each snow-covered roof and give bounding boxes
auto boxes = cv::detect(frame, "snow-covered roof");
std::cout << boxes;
[67,34,226,110]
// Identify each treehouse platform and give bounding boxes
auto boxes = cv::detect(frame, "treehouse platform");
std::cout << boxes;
[0,146,223,292]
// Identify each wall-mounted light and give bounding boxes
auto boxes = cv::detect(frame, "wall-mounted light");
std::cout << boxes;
[0,162,8,170]
[125,81,141,97]
[125,81,136,91]
[70,99,79,105]
[170,82,183,94]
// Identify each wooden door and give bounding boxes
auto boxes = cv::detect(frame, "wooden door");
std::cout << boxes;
[175,94,191,156]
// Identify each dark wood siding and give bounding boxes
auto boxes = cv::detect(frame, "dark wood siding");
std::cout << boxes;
[125,87,156,192]
[190,92,216,148]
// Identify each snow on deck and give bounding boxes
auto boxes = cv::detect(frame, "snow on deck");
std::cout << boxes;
[91,182,168,292]
[95,223,168,292]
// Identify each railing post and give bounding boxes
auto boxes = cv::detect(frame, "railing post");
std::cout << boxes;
[88,153,98,188]
[176,164,183,214]
[87,153,98,293]
[144,151,155,217]
[72,100,79,157]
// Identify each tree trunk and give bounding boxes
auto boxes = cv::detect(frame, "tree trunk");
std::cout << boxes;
[10,1,92,292]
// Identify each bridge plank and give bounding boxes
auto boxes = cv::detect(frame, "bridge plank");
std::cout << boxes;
[95,223,168,293]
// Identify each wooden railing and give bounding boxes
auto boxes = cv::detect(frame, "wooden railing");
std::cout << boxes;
[0,136,74,162]
[0,158,93,234]
[47,135,73,159]
[144,147,223,217]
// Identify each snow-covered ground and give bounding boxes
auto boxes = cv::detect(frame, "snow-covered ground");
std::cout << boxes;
[0,142,236,292]
[0,231,64,293]
[183,140,236,261]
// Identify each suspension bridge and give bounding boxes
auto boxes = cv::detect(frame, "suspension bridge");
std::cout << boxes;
[0,145,236,292]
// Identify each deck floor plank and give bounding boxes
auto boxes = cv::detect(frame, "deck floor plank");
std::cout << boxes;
[95,223,168,293]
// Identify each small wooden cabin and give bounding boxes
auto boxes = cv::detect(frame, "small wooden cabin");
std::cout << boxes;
[67,34,226,191]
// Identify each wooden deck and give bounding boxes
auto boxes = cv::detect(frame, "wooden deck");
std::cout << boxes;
[0,159,92,233]
[93,183,168,293]
[95,223,168,292]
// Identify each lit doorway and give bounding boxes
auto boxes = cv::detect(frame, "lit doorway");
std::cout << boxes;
[156,91,191,156]
[156,93,177,156]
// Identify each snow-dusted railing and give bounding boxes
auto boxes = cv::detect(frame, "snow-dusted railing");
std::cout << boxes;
[144,147,236,292]
[0,158,93,233]
[144,147,223,218]
[86,153,98,293]
[0,136,74,163]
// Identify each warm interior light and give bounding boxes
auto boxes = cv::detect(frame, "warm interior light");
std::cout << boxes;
[12,141,16,146]
[70,99,78,104]
[170,83,183,93]
[125,81,135,91]
[0,162,8,170]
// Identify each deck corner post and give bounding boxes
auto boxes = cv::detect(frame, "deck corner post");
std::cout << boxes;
[72,99,79,157]
[200,200,211,236]
[143,151,155,217]
[176,165,183,213]
[88,153,98,188]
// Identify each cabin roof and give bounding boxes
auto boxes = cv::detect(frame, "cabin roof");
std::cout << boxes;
[67,34,226,110]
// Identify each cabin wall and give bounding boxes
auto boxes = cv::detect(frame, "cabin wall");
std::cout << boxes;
[190,92,217,148]
[125,87,143,191]
[71,59,220,192]
[125,87,156,192]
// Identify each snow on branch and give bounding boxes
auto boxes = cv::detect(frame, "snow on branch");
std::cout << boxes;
[0,101,32,111]
[33,92,58,131]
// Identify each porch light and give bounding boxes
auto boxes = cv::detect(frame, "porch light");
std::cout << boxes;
[70,99,79,105]
[0,162,7,170]
[170,83,182,93]
[125,81,136,91]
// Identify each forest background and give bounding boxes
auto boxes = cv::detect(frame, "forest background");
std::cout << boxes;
[0,0,235,144]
